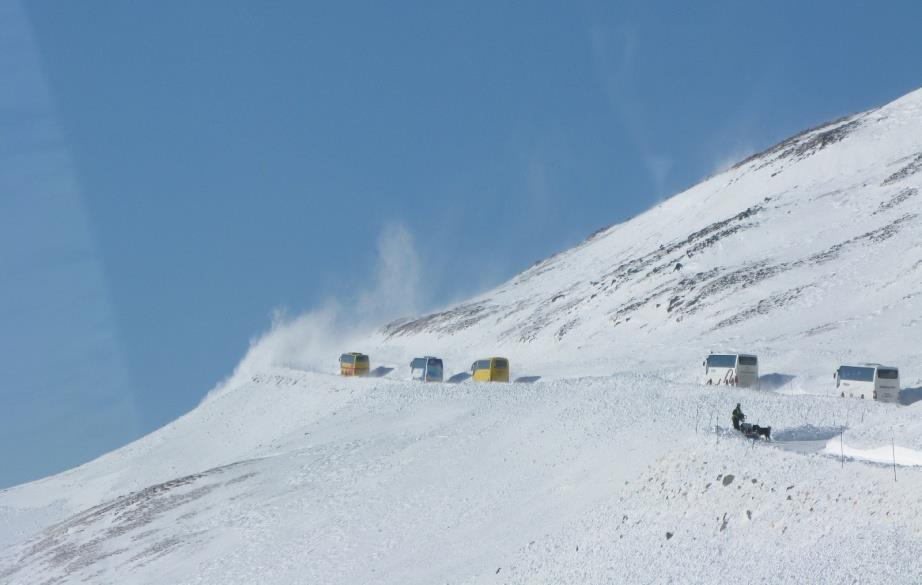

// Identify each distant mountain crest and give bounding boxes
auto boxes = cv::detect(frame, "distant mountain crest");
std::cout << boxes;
[382,88,922,355]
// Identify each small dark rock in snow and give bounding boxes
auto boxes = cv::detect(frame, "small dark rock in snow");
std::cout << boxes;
[496,567,501,574]
[722,474,735,486]
[666,532,674,540]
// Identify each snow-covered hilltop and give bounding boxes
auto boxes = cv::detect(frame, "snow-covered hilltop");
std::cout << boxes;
[3,88,922,585]
[376,88,922,386]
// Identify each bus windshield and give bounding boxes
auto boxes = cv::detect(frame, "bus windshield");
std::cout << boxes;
[706,354,736,368]
[877,368,899,380]
[838,366,875,382]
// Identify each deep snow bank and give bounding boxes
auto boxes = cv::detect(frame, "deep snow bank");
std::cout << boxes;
[501,435,922,584]
[821,401,922,466]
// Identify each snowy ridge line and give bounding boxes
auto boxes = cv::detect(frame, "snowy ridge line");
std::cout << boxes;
[372,88,922,364]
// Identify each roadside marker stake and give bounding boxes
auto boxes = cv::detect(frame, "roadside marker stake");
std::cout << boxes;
[891,427,897,483]
[840,426,845,469]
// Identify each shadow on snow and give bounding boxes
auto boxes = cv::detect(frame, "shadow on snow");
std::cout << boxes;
[759,373,796,391]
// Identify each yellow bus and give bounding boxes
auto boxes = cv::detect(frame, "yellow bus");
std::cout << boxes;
[470,357,510,382]
[339,352,370,377]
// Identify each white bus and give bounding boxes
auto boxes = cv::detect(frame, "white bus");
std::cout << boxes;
[703,353,760,389]
[410,356,444,382]
[834,363,900,402]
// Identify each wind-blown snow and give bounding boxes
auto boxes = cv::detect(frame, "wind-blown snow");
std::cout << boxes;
[3,88,922,584]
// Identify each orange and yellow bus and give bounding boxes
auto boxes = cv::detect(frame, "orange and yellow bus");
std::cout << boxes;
[470,357,510,382]
[339,352,370,376]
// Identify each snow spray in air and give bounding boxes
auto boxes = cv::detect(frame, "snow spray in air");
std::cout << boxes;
[205,223,423,399]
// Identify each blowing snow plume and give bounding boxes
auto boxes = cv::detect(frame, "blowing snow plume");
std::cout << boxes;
[210,223,422,396]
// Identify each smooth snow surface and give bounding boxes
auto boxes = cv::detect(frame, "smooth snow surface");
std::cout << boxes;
[4,88,922,584]
[825,434,922,467]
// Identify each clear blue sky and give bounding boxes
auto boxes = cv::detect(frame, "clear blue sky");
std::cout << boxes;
[2,0,921,488]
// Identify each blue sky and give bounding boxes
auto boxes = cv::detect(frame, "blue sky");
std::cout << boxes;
[2,0,922,488]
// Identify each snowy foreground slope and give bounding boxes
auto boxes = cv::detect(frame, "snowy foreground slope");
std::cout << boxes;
[4,88,922,584]
[4,372,922,584]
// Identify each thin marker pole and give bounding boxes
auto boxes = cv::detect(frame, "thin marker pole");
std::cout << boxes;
[713,404,718,447]
[714,411,718,446]
[840,426,844,469]
[891,427,897,483]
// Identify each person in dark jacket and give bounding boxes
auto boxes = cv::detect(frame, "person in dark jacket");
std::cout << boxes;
[732,403,745,430]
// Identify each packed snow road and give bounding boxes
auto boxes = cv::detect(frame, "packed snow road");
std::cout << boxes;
[2,369,921,584]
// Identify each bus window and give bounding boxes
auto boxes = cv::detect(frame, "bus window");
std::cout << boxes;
[738,355,757,366]
[877,368,899,379]
[838,366,875,382]
[493,358,508,369]
[706,354,736,368]
[340,354,354,364]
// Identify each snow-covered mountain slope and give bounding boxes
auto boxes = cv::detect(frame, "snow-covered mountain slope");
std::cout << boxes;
[3,88,922,585]
[4,371,922,584]
[374,88,922,388]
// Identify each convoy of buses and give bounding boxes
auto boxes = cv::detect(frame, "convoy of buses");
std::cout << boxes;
[339,353,510,383]
[702,352,903,403]
[339,350,904,403]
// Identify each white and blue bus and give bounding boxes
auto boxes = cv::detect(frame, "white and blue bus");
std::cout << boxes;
[410,356,444,382]
[702,353,760,389]
[834,363,900,402]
